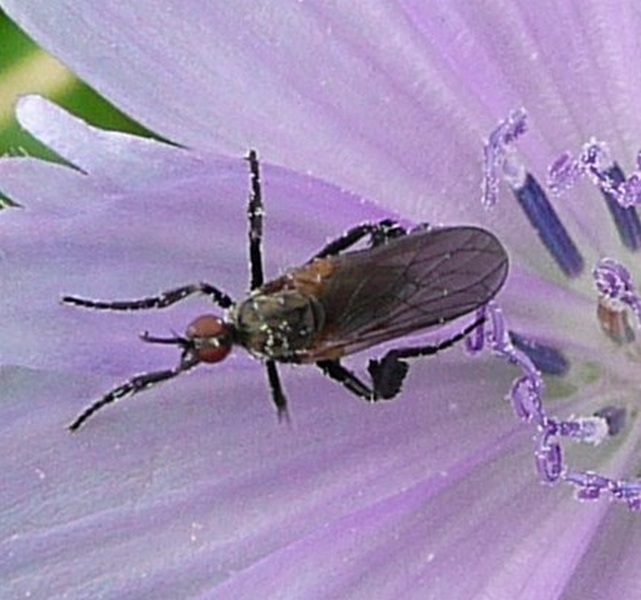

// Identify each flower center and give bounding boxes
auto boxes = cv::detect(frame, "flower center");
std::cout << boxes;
[476,110,641,509]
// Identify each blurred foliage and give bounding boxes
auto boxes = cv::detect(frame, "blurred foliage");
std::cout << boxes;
[0,8,153,162]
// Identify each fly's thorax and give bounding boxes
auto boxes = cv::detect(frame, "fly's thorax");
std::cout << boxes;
[231,289,325,359]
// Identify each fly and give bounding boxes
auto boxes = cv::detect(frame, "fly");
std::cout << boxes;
[63,151,509,430]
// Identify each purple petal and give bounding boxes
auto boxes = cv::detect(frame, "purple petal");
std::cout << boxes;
[2,349,543,597]
[0,2,611,224]
[4,2,640,265]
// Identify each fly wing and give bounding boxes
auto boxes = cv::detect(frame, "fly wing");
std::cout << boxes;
[297,226,508,362]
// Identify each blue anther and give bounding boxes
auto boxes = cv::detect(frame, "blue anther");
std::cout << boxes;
[509,331,569,375]
[601,163,641,250]
[513,173,584,277]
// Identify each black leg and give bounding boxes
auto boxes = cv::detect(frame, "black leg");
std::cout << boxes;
[366,357,410,400]
[246,150,265,290]
[62,281,234,311]
[313,219,406,259]
[377,317,485,361]
[317,357,407,402]
[265,360,289,421]
[68,355,199,431]
[319,317,485,402]
[367,317,486,399]
[316,359,375,400]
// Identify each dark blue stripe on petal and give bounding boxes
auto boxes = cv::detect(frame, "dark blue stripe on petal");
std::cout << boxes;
[509,331,570,375]
[601,164,641,250]
[513,173,584,277]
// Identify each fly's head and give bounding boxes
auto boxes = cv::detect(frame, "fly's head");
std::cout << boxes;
[185,315,234,364]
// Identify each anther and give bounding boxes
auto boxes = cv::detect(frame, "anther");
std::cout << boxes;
[512,173,584,277]
[483,110,584,277]
[509,332,569,375]
[548,142,641,250]
[600,164,641,250]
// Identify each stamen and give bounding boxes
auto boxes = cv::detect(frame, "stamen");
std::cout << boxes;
[547,416,610,445]
[482,108,528,208]
[611,481,641,511]
[579,140,619,196]
[536,428,562,482]
[481,119,641,509]
[548,151,582,195]
[536,408,625,483]
[508,331,569,375]
[600,164,641,250]
[538,406,641,508]
[469,303,545,425]
[593,258,641,326]
[563,470,612,501]
[512,173,584,278]
[510,375,545,425]
[475,302,641,509]
[542,407,640,508]
[464,315,485,352]
[548,142,641,249]
[482,110,584,277]
[564,471,641,510]
[581,141,641,208]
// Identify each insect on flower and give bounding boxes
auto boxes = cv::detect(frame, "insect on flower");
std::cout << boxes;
[63,151,509,431]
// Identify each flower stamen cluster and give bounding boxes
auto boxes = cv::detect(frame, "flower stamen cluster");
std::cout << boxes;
[478,111,641,509]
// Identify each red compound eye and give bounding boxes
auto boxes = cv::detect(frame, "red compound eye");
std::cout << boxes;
[186,315,233,363]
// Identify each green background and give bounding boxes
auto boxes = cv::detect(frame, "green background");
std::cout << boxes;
[0,7,150,160]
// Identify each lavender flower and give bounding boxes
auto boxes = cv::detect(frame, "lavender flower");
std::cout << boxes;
[2,3,641,599]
